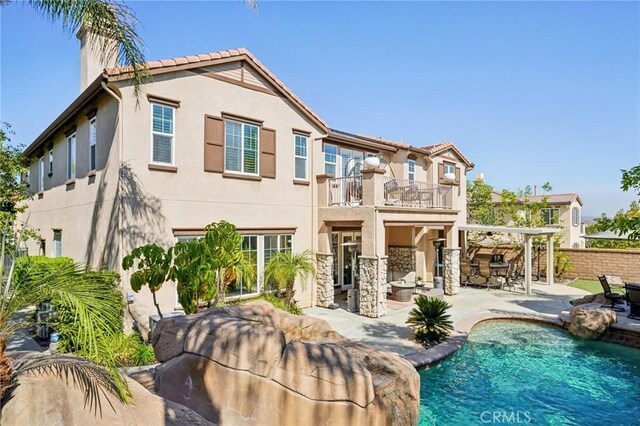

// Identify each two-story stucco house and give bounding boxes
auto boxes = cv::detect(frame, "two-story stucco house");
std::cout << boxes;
[21,29,473,332]
[490,191,585,248]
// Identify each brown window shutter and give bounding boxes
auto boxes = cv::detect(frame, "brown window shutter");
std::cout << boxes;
[438,163,445,184]
[260,127,276,179]
[204,115,224,172]
[454,167,460,185]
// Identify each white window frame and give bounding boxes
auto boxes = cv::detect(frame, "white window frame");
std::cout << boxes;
[89,116,97,171]
[572,206,580,227]
[48,148,53,175]
[408,159,416,181]
[294,134,308,181]
[542,208,560,226]
[53,230,62,258]
[150,103,175,165]
[66,132,76,180]
[443,163,455,175]
[38,156,44,192]
[224,119,260,175]
[324,143,338,176]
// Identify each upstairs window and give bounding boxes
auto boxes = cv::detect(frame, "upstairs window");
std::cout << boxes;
[408,159,416,181]
[444,163,455,176]
[294,134,308,180]
[89,116,97,171]
[48,149,53,175]
[152,104,174,164]
[542,208,560,225]
[324,144,337,176]
[66,133,76,180]
[53,230,62,257]
[38,156,44,192]
[572,206,580,227]
[225,120,259,174]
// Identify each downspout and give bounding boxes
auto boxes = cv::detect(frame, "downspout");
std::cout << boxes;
[101,80,124,288]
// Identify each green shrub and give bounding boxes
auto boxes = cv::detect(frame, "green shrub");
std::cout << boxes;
[13,256,75,286]
[77,331,156,367]
[406,295,454,345]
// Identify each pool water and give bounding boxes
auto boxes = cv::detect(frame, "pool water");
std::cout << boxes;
[419,321,640,425]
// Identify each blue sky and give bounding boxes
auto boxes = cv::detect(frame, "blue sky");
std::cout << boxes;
[1,1,638,216]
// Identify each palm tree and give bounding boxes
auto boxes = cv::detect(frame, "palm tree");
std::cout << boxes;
[264,250,315,306]
[0,262,130,410]
[0,0,150,98]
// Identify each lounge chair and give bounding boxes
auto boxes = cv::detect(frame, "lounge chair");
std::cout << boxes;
[625,284,640,319]
[598,275,626,312]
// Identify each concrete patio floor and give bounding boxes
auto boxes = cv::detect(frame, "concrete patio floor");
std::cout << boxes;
[305,282,640,358]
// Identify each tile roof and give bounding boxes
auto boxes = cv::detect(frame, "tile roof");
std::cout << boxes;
[491,191,582,205]
[105,47,328,131]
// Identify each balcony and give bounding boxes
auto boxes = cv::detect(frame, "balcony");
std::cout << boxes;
[322,172,453,209]
[383,178,452,209]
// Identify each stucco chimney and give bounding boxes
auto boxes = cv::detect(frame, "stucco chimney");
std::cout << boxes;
[474,172,485,182]
[76,25,119,92]
[534,185,538,196]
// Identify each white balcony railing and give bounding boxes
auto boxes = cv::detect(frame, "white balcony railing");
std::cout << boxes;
[383,178,452,209]
[328,176,362,206]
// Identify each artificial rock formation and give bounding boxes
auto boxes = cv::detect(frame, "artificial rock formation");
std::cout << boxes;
[151,301,419,425]
[568,303,617,340]
[1,363,213,426]
[571,293,608,306]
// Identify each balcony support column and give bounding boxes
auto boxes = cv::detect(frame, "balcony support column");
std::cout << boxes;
[361,168,386,207]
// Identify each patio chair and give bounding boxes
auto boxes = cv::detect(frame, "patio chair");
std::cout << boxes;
[598,275,626,312]
[460,261,474,288]
[624,284,640,319]
[478,261,500,290]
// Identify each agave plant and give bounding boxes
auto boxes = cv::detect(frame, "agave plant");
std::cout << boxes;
[406,295,454,345]
[264,250,315,306]
[0,262,131,411]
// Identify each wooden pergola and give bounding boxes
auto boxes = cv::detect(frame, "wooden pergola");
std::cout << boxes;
[459,224,560,295]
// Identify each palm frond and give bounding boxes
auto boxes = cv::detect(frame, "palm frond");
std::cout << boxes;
[28,0,150,100]
[10,353,129,415]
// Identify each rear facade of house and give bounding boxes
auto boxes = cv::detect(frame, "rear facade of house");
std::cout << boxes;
[21,33,473,332]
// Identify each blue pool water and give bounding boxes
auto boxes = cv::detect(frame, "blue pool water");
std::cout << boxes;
[419,321,640,425]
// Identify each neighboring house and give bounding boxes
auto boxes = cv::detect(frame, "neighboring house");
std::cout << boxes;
[20,29,473,331]
[490,192,585,248]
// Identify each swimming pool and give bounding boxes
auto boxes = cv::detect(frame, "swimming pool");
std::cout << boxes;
[419,321,640,425]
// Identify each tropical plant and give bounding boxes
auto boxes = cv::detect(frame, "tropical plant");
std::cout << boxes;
[406,295,453,345]
[264,250,315,306]
[171,221,256,312]
[78,331,155,367]
[122,243,173,318]
[0,261,130,407]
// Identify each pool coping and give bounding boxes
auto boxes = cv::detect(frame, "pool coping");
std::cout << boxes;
[402,312,563,369]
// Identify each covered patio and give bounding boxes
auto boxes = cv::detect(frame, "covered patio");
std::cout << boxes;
[459,224,560,295]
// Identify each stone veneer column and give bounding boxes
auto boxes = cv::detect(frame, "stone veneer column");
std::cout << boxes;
[358,256,387,318]
[315,253,334,307]
[443,248,461,296]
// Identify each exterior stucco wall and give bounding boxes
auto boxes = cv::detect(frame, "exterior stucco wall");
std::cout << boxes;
[116,70,325,326]
[22,94,121,270]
